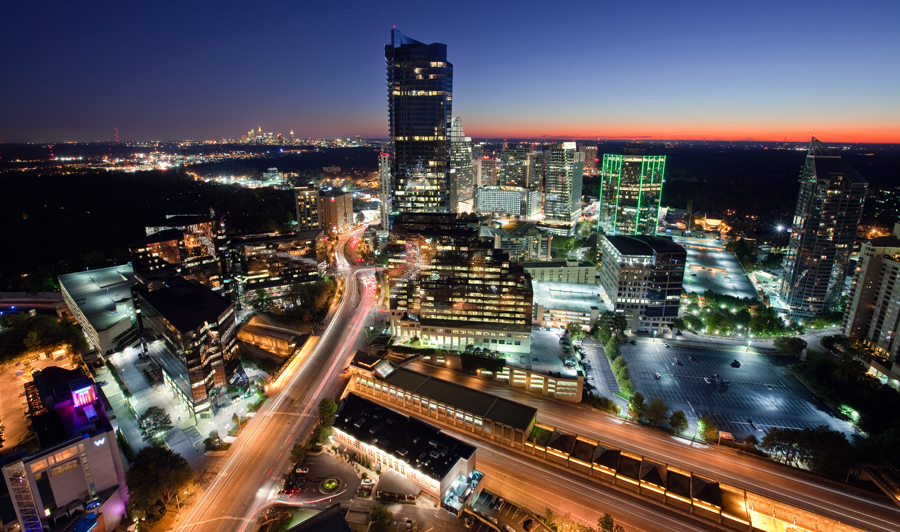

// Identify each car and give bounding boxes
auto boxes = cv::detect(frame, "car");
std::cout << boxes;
[295,467,309,474]
[654,373,661,380]
[629,340,636,345]
[464,517,474,529]
[405,518,413,530]
[765,384,772,390]
[730,360,741,368]
[489,516,498,525]
[97,380,108,386]
[342,367,350,374]
[523,519,537,531]
[501,525,512,532]
[664,343,670,348]
[704,377,711,384]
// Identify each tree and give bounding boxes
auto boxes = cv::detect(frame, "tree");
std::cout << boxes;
[126,446,196,523]
[669,410,688,434]
[744,434,759,448]
[368,505,394,532]
[139,406,173,445]
[318,397,338,424]
[598,513,614,532]
[645,398,669,427]
[356,211,365,223]
[595,327,611,344]
[697,415,719,442]
[627,392,646,421]
[290,442,307,464]
[773,336,807,356]
[605,336,620,358]
[566,322,586,341]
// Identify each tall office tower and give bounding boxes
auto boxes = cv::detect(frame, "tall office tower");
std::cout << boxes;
[385,29,453,213]
[580,144,598,172]
[842,225,900,363]
[598,148,665,236]
[499,146,533,188]
[449,117,475,213]
[527,150,545,188]
[475,158,500,186]
[599,235,686,334]
[319,189,354,235]
[543,142,584,236]
[378,153,391,230]
[779,137,867,315]
[294,186,320,231]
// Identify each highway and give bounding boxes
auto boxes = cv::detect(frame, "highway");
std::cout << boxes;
[171,232,376,532]
[405,361,900,532]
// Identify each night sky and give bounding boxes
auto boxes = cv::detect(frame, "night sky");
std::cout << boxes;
[2,1,898,143]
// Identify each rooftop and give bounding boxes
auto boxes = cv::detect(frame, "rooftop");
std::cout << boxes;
[334,393,474,482]
[604,235,685,257]
[532,281,607,313]
[379,367,537,431]
[136,276,232,333]
[28,367,112,450]
[58,264,136,333]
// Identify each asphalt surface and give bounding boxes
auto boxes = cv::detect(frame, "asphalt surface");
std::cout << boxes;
[620,341,853,440]
[172,235,377,532]
[403,361,900,532]
[683,248,758,300]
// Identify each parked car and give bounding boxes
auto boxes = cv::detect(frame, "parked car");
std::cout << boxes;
[523,519,537,531]
[630,340,636,345]
[654,373,661,380]
[704,377,711,384]
[295,467,309,474]
[464,517,474,529]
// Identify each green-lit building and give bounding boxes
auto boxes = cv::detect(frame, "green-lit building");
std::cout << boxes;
[598,149,665,236]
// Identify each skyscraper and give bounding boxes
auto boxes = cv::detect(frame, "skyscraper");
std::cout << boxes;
[378,152,391,229]
[598,148,665,236]
[543,142,584,236]
[294,186,320,231]
[499,145,533,188]
[779,137,867,315]
[449,117,474,213]
[385,30,453,213]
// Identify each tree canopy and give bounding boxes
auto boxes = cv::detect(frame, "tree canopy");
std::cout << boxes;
[139,406,174,445]
[126,446,196,523]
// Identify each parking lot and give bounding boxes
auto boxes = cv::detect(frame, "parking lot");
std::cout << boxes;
[469,490,546,532]
[621,342,854,440]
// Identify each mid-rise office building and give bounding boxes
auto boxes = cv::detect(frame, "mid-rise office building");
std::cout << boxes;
[319,189,354,235]
[378,153,391,229]
[229,230,324,306]
[133,277,239,418]
[598,149,665,236]
[780,138,867,315]
[475,186,542,218]
[2,367,127,532]
[599,235,686,334]
[543,142,584,236]
[449,117,475,213]
[59,265,138,358]
[579,144,598,172]
[524,259,597,285]
[499,145,541,189]
[390,233,533,354]
[294,186,321,232]
[474,158,500,187]
[479,221,552,262]
[843,225,900,364]
[332,393,478,508]
[386,29,453,213]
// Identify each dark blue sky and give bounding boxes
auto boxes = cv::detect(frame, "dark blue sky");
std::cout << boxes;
[2,0,898,143]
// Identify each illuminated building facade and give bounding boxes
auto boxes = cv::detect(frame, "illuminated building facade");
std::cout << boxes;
[2,367,127,532]
[294,186,321,231]
[390,235,533,354]
[378,153,391,229]
[480,221,552,261]
[524,259,597,285]
[475,186,542,218]
[842,225,900,364]
[599,235,685,334]
[779,138,867,315]
[598,149,665,236]
[133,277,239,418]
[475,158,500,187]
[449,117,475,213]
[543,142,584,236]
[386,29,453,213]
[318,189,354,235]
[144,211,227,292]
[499,146,541,188]
[332,393,478,507]
[229,230,324,306]
[579,144,598,172]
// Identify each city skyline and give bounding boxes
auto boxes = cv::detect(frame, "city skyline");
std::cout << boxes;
[1,1,898,144]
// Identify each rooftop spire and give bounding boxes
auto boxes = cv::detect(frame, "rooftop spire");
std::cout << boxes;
[808,136,835,157]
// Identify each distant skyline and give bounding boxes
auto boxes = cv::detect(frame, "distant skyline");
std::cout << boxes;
[1,1,899,144]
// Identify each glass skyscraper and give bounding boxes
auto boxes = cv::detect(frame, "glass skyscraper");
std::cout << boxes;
[385,30,453,213]
[449,116,474,212]
[543,142,584,236]
[779,137,867,315]
[598,149,665,236]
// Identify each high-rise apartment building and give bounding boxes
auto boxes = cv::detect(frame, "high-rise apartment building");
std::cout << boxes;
[294,186,321,231]
[499,146,533,188]
[779,138,867,315]
[378,153,391,229]
[580,144,598,172]
[385,30,453,213]
[475,186,542,218]
[449,117,475,213]
[475,158,500,187]
[599,235,686,334]
[543,142,584,236]
[319,189,354,235]
[598,149,665,236]
[843,225,900,364]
